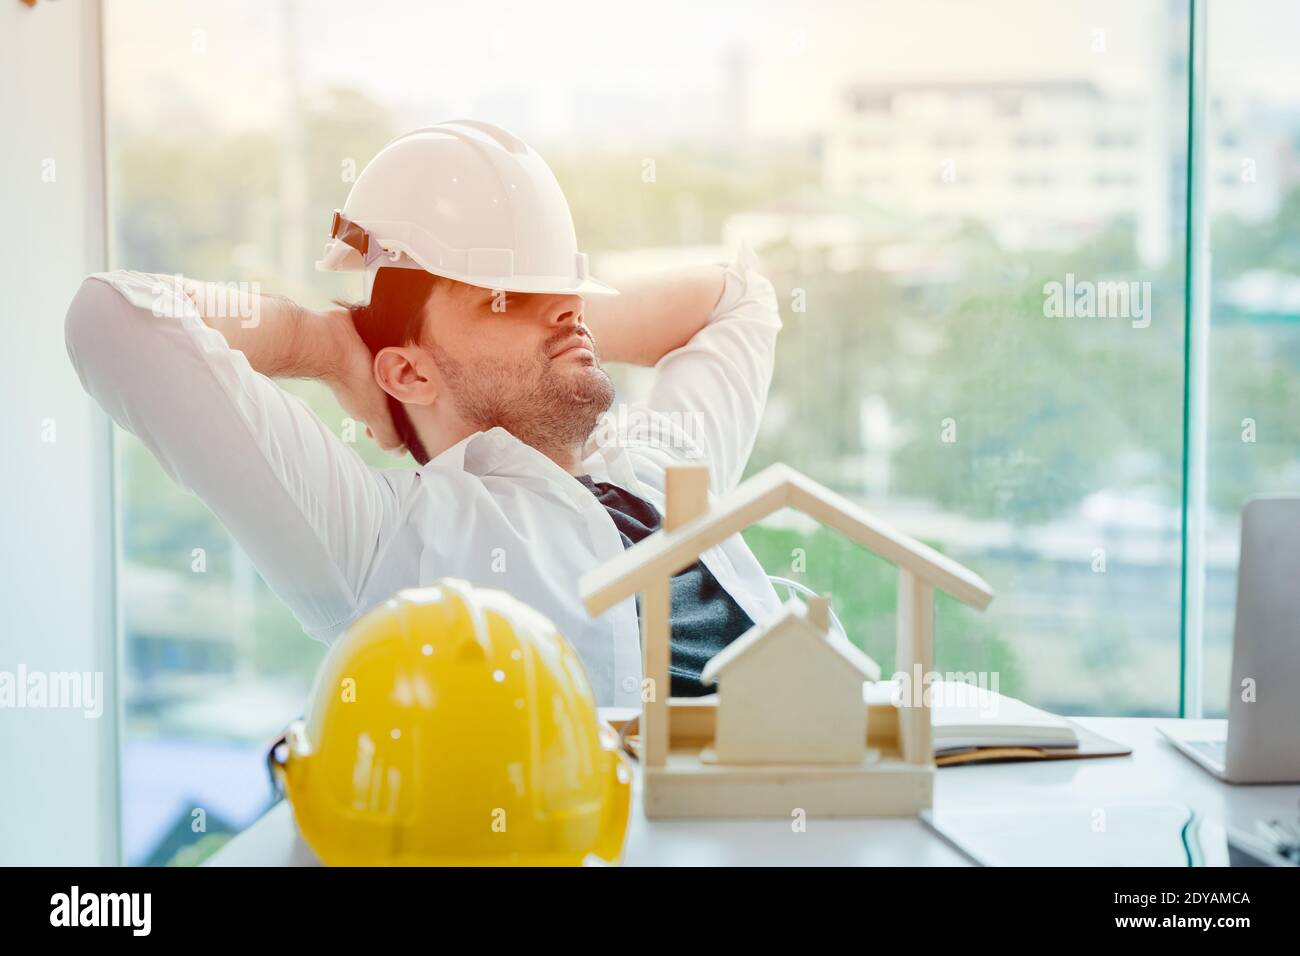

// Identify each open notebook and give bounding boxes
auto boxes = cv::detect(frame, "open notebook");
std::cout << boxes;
[870,680,1078,754]
[601,682,1130,765]
[867,679,1130,764]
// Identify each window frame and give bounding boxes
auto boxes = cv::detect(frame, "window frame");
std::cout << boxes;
[98,0,1231,861]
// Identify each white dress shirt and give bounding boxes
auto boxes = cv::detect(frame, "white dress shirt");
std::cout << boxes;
[65,245,785,706]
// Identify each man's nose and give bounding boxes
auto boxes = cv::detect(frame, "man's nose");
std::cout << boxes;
[542,294,584,327]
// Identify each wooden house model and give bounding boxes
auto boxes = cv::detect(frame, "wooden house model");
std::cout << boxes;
[579,462,994,819]
[702,594,880,766]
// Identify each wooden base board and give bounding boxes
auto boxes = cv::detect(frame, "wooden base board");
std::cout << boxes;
[654,694,903,753]
[643,754,933,819]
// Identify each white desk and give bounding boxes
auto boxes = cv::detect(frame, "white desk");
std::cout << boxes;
[208,718,1300,866]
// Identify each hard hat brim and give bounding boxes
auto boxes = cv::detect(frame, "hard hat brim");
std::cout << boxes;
[316,241,619,296]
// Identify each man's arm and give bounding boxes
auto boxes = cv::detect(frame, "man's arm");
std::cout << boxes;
[179,279,403,450]
[604,245,783,496]
[581,265,726,367]
[65,271,405,642]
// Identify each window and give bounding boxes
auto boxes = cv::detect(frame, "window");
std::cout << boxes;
[1202,0,1300,716]
[101,0,1261,866]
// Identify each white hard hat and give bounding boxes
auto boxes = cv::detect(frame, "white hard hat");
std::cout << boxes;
[317,119,616,297]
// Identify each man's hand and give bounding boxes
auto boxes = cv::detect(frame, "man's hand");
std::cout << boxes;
[581,264,726,366]
[318,308,405,453]
[181,279,403,453]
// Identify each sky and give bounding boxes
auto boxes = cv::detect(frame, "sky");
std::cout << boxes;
[102,0,1300,144]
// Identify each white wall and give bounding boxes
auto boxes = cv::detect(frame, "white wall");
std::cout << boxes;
[0,0,118,865]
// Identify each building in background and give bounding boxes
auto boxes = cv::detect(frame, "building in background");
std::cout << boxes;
[823,80,1170,262]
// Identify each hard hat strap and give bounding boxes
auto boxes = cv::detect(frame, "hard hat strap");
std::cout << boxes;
[329,209,388,268]
[265,730,290,797]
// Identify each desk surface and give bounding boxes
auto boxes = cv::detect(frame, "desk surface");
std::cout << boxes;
[208,718,1300,866]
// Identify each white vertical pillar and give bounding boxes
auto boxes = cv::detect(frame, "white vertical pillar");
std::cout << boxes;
[0,0,118,864]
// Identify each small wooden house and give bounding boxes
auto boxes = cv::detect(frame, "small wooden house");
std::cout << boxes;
[702,595,881,766]
[579,462,993,819]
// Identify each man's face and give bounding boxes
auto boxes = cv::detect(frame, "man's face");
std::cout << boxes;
[423,280,615,450]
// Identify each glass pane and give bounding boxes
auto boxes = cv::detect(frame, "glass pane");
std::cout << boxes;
[737,0,1189,717]
[1202,0,1300,717]
[103,0,1190,863]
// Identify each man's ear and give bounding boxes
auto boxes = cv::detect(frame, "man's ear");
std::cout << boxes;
[373,345,439,406]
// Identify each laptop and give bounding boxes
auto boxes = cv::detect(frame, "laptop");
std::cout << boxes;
[1159,497,1300,783]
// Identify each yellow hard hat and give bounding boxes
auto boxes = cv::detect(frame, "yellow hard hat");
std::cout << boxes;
[267,578,632,866]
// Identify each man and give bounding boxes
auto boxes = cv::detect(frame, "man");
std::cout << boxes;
[64,121,784,707]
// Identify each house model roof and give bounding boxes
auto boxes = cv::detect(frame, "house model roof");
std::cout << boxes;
[700,596,882,686]
[581,463,994,618]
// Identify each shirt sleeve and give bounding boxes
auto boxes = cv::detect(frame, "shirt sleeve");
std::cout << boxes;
[64,270,404,640]
[640,242,783,496]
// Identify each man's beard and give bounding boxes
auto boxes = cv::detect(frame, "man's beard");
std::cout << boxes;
[431,331,615,457]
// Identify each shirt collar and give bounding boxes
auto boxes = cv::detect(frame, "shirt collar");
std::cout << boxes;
[421,427,523,477]
[421,427,603,510]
